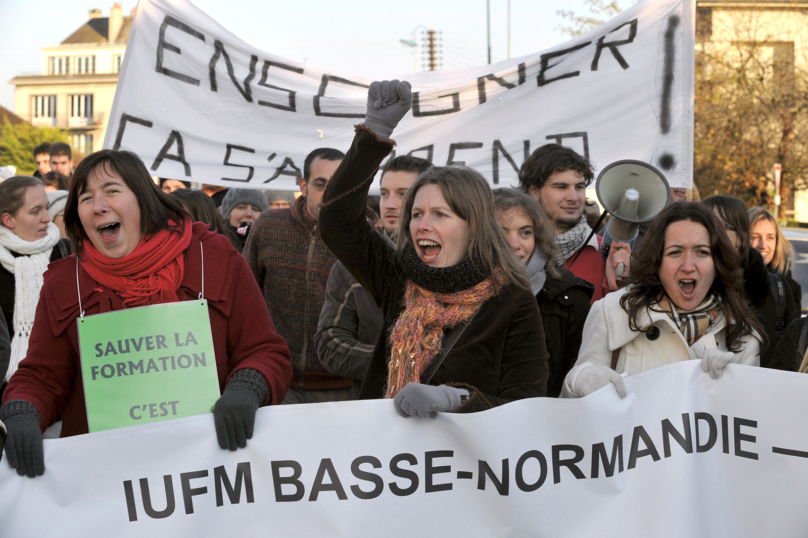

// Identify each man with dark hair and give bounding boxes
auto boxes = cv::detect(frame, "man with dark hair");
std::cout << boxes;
[519,144,628,303]
[244,147,348,403]
[49,142,74,179]
[40,171,69,192]
[32,142,51,178]
[314,154,432,396]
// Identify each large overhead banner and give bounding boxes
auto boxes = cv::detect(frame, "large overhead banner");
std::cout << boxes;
[2,361,808,536]
[104,0,695,192]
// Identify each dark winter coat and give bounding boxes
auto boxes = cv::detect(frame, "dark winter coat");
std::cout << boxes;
[769,316,808,371]
[319,125,549,412]
[744,248,798,368]
[314,260,384,394]
[2,223,292,437]
[776,267,802,313]
[537,268,594,397]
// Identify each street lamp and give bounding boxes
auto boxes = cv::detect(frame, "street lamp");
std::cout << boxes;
[400,25,429,73]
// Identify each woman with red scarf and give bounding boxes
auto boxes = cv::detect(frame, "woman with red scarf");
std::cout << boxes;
[0,151,291,477]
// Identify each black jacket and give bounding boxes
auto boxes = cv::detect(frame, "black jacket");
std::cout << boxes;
[743,248,798,368]
[769,316,808,371]
[319,125,549,412]
[537,268,594,397]
[777,267,802,313]
[314,260,384,395]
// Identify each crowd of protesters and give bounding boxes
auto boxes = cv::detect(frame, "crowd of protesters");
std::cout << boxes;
[0,80,804,476]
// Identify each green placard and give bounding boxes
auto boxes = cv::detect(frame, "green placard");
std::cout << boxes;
[78,299,220,433]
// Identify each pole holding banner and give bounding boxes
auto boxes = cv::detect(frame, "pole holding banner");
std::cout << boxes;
[774,163,782,220]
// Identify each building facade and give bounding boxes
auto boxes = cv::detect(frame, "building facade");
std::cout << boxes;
[10,4,131,157]
[697,0,808,220]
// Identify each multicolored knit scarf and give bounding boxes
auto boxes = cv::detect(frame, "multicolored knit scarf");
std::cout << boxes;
[656,294,722,346]
[385,268,506,398]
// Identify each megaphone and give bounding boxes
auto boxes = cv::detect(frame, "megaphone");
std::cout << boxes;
[595,160,671,276]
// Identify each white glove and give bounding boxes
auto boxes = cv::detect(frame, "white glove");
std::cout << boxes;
[692,343,734,379]
[393,383,469,418]
[570,364,627,399]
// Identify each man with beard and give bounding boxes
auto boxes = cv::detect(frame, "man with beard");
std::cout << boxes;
[245,147,347,403]
[314,155,432,397]
[519,144,629,303]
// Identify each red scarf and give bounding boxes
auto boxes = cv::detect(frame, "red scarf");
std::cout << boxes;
[81,218,193,308]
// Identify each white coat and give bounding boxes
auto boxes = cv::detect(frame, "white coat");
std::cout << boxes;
[563,287,761,397]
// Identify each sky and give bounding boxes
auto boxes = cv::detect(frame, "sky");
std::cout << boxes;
[0,0,610,113]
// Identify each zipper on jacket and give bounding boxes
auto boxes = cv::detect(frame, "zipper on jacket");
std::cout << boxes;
[299,225,318,389]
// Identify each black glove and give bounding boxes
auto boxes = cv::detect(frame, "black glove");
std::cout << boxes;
[363,80,412,139]
[0,400,44,477]
[213,369,267,451]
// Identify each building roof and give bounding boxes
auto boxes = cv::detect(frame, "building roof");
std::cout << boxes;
[0,105,28,127]
[61,15,133,45]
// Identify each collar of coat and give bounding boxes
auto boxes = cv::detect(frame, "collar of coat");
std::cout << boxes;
[600,286,736,353]
[291,194,318,233]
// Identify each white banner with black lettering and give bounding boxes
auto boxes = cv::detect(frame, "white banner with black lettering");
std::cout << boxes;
[2,361,808,537]
[104,0,695,191]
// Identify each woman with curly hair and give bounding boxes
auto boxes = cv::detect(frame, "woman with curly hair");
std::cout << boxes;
[562,202,762,398]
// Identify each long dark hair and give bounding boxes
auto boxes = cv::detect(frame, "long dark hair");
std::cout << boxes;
[170,188,239,248]
[701,195,750,256]
[620,202,761,352]
[64,150,190,254]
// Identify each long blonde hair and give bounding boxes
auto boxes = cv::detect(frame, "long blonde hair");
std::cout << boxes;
[748,206,793,274]
[397,167,531,292]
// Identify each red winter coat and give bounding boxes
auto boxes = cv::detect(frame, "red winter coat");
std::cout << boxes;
[3,223,292,437]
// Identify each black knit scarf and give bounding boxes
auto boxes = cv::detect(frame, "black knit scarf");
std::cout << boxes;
[398,242,490,294]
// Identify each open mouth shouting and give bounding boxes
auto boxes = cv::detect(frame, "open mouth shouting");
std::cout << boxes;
[679,278,696,298]
[417,239,442,263]
[98,222,121,242]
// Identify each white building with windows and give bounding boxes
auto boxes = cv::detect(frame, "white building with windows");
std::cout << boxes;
[10,4,131,156]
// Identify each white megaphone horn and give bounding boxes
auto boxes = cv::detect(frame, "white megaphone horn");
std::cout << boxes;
[595,160,672,277]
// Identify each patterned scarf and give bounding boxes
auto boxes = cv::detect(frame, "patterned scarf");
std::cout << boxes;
[385,268,506,398]
[554,215,591,266]
[657,294,722,346]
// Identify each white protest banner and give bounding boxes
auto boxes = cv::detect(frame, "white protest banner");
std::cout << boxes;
[2,361,808,537]
[104,0,695,192]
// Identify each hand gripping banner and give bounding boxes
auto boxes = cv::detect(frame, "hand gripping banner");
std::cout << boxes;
[104,0,695,192]
[2,361,808,537]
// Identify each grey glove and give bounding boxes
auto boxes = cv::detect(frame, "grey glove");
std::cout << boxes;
[571,364,627,399]
[213,369,267,451]
[1,400,45,477]
[393,383,469,418]
[363,80,412,139]
[693,343,734,379]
